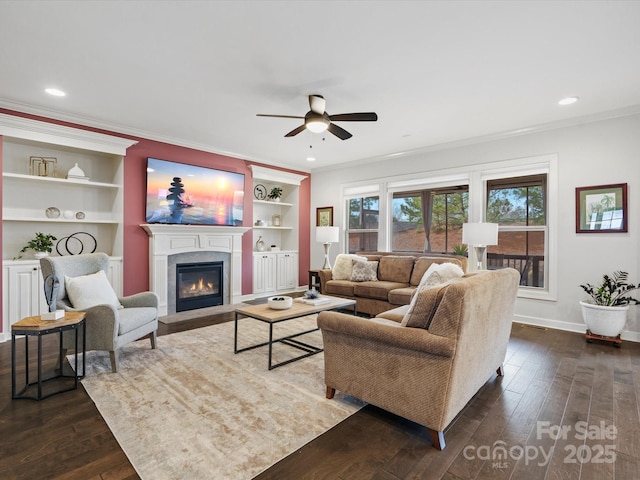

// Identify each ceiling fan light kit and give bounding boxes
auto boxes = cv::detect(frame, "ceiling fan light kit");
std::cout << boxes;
[257,94,377,140]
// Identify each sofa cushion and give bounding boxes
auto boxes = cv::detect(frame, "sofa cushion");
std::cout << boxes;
[354,281,408,300]
[410,257,465,285]
[388,286,416,305]
[401,262,464,328]
[324,280,357,297]
[401,283,450,329]
[332,254,367,280]
[376,305,409,323]
[351,261,378,282]
[118,307,157,335]
[64,270,123,310]
[378,256,415,283]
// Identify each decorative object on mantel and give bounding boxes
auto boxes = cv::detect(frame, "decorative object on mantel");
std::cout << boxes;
[268,296,293,310]
[580,270,640,346]
[15,232,57,259]
[272,213,281,226]
[267,186,282,202]
[270,245,280,252]
[66,162,90,181]
[45,206,61,218]
[255,235,266,252]
[30,156,57,177]
[55,231,97,256]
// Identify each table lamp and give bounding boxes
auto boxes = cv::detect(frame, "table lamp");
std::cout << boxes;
[316,226,339,269]
[462,222,498,270]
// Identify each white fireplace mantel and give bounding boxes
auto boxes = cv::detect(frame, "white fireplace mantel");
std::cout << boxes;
[141,224,250,316]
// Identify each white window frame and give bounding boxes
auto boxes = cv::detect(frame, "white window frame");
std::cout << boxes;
[339,153,557,300]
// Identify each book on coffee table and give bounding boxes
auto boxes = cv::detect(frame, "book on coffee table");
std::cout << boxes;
[295,297,331,306]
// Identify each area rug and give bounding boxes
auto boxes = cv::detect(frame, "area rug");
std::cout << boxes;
[158,302,251,324]
[77,316,363,479]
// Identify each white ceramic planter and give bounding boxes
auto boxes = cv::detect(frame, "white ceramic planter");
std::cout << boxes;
[34,251,49,259]
[580,301,628,337]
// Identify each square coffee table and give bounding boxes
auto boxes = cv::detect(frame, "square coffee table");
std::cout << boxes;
[234,295,356,369]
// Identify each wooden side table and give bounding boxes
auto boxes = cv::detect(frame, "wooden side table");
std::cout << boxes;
[11,311,86,400]
[308,269,322,293]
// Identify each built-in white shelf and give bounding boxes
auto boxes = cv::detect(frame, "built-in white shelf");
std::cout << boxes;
[252,226,294,230]
[3,216,119,224]
[253,199,294,207]
[2,172,120,189]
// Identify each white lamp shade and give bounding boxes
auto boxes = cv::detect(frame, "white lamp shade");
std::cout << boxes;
[462,222,498,246]
[316,226,339,243]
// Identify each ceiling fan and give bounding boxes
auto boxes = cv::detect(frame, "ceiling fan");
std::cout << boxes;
[257,94,378,140]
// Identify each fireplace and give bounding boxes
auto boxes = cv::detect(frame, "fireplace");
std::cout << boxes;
[176,262,223,312]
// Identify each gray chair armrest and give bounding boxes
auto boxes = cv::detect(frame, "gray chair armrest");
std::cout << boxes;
[82,304,120,350]
[119,291,159,309]
[317,311,455,358]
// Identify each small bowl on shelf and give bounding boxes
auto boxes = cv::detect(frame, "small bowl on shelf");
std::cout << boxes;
[268,296,293,310]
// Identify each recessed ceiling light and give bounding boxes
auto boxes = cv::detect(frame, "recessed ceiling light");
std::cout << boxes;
[45,88,66,97]
[558,96,579,106]
[306,157,316,162]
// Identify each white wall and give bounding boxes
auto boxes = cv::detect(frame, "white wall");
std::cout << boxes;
[310,113,640,340]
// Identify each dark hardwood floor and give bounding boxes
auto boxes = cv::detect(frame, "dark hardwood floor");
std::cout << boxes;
[2,313,640,479]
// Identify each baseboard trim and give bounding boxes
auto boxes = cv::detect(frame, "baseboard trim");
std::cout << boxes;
[514,314,640,343]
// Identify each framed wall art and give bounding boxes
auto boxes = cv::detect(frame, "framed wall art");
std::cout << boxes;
[575,183,627,233]
[316,206,333,227]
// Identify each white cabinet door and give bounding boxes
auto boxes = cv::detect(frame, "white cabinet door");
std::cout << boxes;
[276,253,298,291]
[253,253,276,295]
[3,263,45,328]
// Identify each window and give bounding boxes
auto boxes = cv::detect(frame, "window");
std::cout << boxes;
[486,174,546,288]
[391,186,468,253]
[346,196,379,253]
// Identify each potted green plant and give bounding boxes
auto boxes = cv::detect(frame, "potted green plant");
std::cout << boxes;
[579,271,640,338]
[452,244,468,256]
[17,232,57,259]
[267,186,283,202]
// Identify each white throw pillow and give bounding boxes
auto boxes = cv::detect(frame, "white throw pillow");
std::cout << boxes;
[65,270,123,310]
[332,254,367,280]
[402,262,464,325]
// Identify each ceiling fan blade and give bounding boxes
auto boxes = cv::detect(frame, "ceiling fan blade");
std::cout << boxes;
[328,112,378,122]
[309,95,326,115]
[257,114,304,119]
[284,124,307,137]
[327,123,352,140]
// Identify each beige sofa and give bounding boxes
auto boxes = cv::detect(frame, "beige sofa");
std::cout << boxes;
[318,252,468,316]
[317,268,520,449]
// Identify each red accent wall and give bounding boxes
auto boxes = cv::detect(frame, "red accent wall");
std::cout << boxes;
[0,109,311,312]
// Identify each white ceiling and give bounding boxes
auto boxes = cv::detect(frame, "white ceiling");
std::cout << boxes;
[1,1,640,172]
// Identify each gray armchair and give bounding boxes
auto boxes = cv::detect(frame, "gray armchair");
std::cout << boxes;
[40,252,158,373]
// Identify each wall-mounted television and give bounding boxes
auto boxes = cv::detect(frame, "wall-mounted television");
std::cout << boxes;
[145,157,245,226]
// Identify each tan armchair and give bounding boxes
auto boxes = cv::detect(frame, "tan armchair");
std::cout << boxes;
[40,253,159,373]
[317,268,519,450]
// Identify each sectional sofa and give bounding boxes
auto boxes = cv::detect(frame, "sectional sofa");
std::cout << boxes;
[318,252,468,316]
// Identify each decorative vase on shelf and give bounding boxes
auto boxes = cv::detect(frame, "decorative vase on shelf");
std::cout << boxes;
[256,236,266,252]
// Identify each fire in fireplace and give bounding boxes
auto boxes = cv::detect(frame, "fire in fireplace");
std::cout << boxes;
[176,261,223,312]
